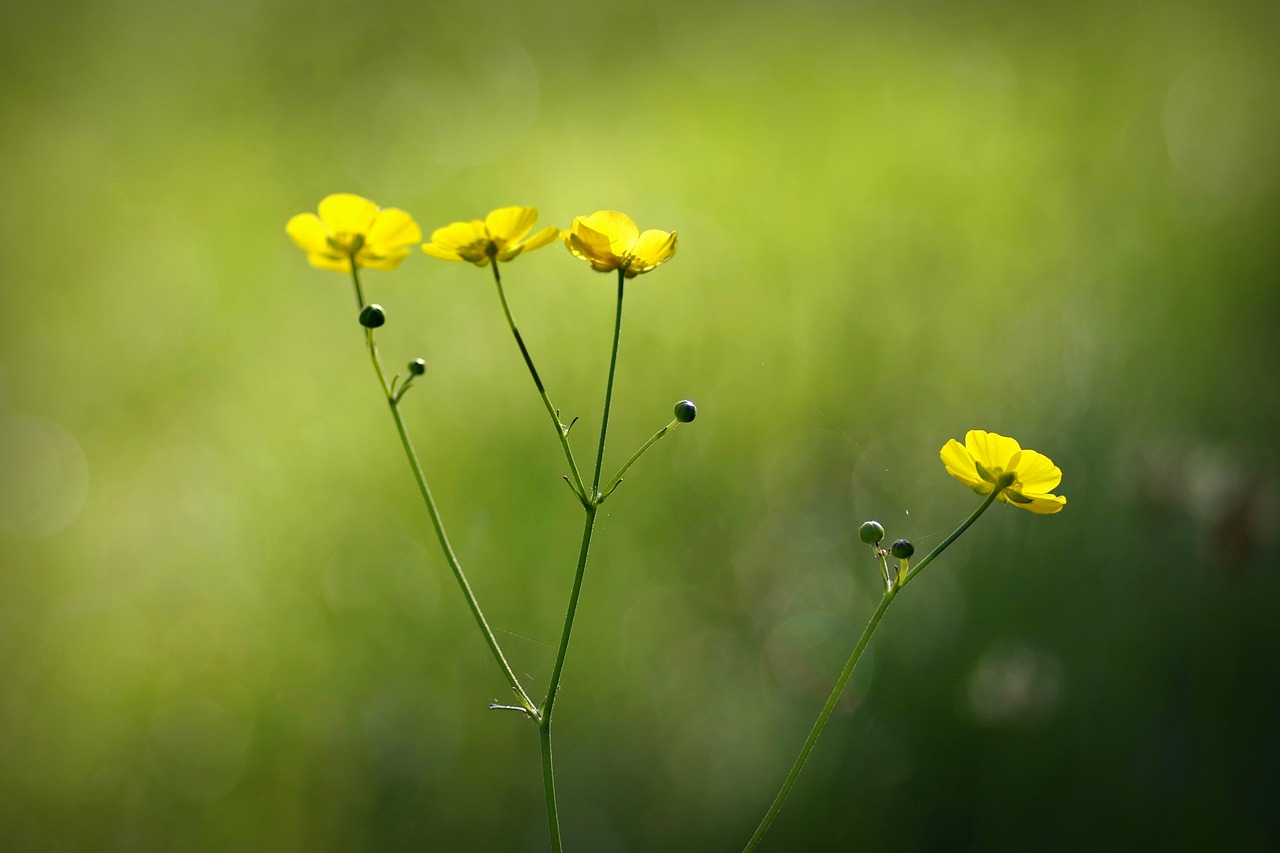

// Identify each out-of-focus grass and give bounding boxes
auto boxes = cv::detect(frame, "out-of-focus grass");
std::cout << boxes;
[2,0,1279,849]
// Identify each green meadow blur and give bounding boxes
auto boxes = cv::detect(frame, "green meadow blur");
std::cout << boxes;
[2,0,1279,849]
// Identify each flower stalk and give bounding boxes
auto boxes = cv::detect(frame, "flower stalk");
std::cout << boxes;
[537,268,628,851]
[742,589,896,852]
[489,257,589,504]
[413,206,681,851]
[292,195,1071,853]
[600,417,680,502]
[294,198,697,851]
[350,261,538,719]
[742,486,1004,852]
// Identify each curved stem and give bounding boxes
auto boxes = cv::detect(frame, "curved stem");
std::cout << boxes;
[901,486,1001,588]
[875,549,892,592]
[742,590,896,852]
[600,418,680,502]
[380,354,538,716]
[350,263,537,718]
[490,261,589,504]
[743,488,1005,851]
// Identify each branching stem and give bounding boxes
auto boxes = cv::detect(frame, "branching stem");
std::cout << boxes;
[349,261,537,718]
[490,260,589,504]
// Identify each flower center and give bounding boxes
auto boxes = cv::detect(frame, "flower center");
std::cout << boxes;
[974,461,1019,491]
[328,231,365,255]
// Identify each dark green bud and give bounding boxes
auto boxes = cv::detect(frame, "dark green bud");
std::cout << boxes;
[858,520,885,545]
[408,358,427,376]
[359,304,386,328]
[674,400,697,423]
[890,539,915,560]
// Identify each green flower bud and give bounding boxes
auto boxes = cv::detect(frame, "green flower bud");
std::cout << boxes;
[408,358,426,376]
[890,539,915,560]
[674,400,697,423]
[359,304,386,329]
[858,521,885,545]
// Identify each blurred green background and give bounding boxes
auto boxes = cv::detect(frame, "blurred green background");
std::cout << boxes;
[3,0,1279,849]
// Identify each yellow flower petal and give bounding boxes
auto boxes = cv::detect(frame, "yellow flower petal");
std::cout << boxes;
[565,218,622,271]
[581,210,640,257]
[286,213,330,254]
[361,248,413,271]
[565,211,678,277]
[422,242,464,262]
[942,430,1067,514]
[940,438,982,488]
[366,208,422,253]
[519,225,561,253]
[426,220,485,250]
[1017,492,1067,514]
[1012,449,1062,494]
[626,229,678,277]
[318,193,379,235]
[496,224,559,262]
[965,430,1021,471]
[485,206,538,245]
[424,220,491,265]
[307,252,353,273]
[289,195,420,274]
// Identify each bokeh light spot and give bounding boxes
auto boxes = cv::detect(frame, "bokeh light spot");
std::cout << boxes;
[964,640,1064,727]
[147,694,254,800]
[0,411,89,538]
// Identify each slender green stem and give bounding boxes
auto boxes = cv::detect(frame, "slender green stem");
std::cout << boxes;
[901,486,1001,588]
[540,723,563,853]
[539,507,595,852]
[538,268,628,851]
[541,271,626,707]
[743,590,896,852]
[349,263,366,310]
[591,271,626,494]
[875,549,892,592]
[540,506,597,720]
[743,488,1005,851]
[350,263,537,718]
[489,261,588,503]
[540,272,627,708]
[378,354,537,716]
[600,418,679,502]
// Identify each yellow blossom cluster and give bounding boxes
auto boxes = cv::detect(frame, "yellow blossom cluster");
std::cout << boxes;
[287,195,1067,512]
[287,193,678,277]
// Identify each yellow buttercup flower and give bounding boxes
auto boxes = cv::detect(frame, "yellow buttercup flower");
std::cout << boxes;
[421,206,559,266]
[940,430,1067,514]
[287,193,422,272]
[563,210,678,278]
